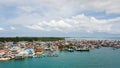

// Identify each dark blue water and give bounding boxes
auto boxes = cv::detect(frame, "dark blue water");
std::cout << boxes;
[0,47,120,68]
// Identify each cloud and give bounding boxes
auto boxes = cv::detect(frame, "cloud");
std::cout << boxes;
[25,20,72,32]
[0,0,120,37]
[1,0,120,24]
[0,27,4,31]
[10,26,16,30]
[25,14,120,34]
[18,6,37,13]
[6,14,41,25]
[0,0,119,16]
[26,25,45,31]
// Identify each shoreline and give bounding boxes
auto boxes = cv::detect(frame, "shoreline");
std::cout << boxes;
[0,38,120,61]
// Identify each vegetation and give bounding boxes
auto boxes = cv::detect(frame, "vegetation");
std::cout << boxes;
[0,37,65,42]
[58,44,64,50]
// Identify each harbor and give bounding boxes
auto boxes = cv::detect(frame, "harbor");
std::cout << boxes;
[0,37,120,61]
[0,0,120,68]
[0,47,120,68]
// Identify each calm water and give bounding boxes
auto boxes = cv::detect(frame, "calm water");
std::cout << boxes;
[0,47,120,68]
[65,37,120,40]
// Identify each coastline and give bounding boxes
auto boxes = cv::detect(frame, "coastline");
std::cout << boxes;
[0,37,120,61]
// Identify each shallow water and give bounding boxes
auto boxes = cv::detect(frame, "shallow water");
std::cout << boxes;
[0,47,120,68]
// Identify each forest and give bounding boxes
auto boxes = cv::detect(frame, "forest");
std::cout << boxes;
[0,37,65,42]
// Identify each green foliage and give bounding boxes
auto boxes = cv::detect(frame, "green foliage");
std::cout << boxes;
[0,37,65,42]
[58,45,64,50]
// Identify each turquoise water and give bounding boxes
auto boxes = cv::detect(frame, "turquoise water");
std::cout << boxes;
[0,47,120,68]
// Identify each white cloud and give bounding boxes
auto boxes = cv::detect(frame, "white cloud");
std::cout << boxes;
[0,0,119,17]
[0,0,120,35]
[6,14,41,25]
[48,20,72,28]
[10,26,16,30]
[0,27,4,31]
[26,25,45,30]
[77,0,120,14]
[2,0,120,25]
[25,14,120,34]
[25,20,72,32]
[18,6,37,13]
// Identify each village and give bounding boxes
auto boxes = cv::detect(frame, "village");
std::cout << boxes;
[0,39,120,61]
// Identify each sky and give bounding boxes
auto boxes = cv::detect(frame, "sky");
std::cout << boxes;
[0,0,120,37]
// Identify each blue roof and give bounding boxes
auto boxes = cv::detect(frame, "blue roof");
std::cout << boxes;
[25,49,35,54]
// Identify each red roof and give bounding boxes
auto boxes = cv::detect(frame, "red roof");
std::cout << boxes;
[0,50,8,53]
[35,49,42,52]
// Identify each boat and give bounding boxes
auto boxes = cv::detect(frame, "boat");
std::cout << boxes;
[47,54,58,57]
[14,54,25,60]
[76,48,90,51]
[67,48,74,52]
[0,57,10,61]
[44,48,51,51]
[35,51,43,55]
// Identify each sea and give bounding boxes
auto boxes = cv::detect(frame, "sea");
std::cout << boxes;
[0,37,120,68]
[65,37,120,40]
[0,47,120,68]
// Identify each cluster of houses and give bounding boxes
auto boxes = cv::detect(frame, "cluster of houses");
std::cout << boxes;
[50,39,120,52]
[63,39,120,48]
[0,39,120,61]
[0,41,46,60]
